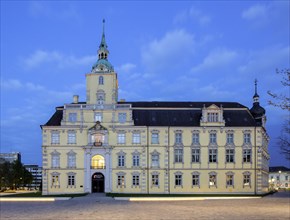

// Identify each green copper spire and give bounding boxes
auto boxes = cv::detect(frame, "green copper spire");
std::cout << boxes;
[99,19,108,50]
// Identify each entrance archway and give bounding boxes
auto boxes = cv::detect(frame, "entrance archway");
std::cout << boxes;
[92,172,104,193]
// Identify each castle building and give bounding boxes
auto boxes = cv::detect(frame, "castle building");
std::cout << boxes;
[41,21,270,195]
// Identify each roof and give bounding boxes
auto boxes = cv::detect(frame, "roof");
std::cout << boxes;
[43,101,258,127]
[269,166,290,172]
[43,109,63,126]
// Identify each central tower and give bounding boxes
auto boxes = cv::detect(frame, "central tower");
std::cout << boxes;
[86,19,118,105]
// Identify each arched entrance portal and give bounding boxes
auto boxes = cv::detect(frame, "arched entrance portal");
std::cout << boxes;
[92,172,104,193]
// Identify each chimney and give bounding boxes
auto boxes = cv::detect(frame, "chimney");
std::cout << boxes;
[73,95,79,104]
[120,99,126,102]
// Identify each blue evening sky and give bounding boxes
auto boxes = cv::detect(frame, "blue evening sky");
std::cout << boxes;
[1,1,289,167]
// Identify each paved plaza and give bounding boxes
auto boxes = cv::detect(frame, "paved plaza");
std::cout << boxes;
[1,192,289,220]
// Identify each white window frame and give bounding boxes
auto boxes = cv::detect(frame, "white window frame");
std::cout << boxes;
[243,149,252,163]
[209,133,217,144]
[192,133,199,145]
[151,154,159,167]
[94,112,102,122]
[118,155,125,167]
[67,151,76,168]
[99,76,104,85]
[175,133,182,144]
[174,148,183,163]
[132,155,140,167]
[118,113,127,123]
[209,172,217,187]
[132,175,140,186]
[244,133,251,145]
[192,173,200,187]
[68,131,76,144]
[132,133,141,144]
[152,174,159,187]
[151,133,159,144]
[226,149,235,163]
[226,173,234,187]
[51,132,60,145]
[227,133,234,145]
[191,148,200,163]
[207,112,218,122]
[68,113,77,122]
[209,149,217,163]
[117,133,126,144]
[175,173,182,187]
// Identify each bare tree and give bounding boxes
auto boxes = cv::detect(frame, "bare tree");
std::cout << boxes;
[268,68,290,160]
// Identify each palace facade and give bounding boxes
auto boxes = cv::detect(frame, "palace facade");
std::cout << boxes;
[41,22,270,195]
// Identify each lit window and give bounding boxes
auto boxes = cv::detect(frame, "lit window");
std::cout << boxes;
[209,173,217,186]
[226,149,235,163]
[68,113,77,122]
[209,149,217,163]
[117,133,126,144]
[91,155,105,169]
[94,113,102,122]
[52,174,60,187]
[191,148,200,163]
[117,175,125,187]
[118,113,127,123]
[175,133,182,144]
[132,133,141,144]
[210,133,217,144]
[174,149,183,163]
[243,174,251,186]
[151,133,159,144]
[243,149,251,163]
[226,174,234,187]
[192,133,199,145]
[227,133,234,144]
[152,174,159,186]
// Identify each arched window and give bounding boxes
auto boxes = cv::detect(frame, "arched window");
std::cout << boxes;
[99,76,104,85]
[91,155,105,169]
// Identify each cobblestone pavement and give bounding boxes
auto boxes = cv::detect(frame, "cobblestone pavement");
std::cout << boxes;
[1,192,289,220]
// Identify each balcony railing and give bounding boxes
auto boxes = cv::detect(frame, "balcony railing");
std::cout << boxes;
[91,165,106,169]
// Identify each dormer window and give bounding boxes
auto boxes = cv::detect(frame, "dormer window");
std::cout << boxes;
[207,112,218,122]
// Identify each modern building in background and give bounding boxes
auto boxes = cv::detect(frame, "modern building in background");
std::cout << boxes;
[0,152,21,164]
[24,165,42,190]
[269,166,290,190]
[41,21,270,195]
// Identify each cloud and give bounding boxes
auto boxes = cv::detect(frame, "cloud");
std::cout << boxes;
[22,50,97,69]
[141,29,195,72]
[242,4,268,20]
[116,63,136,73]
[191,48,238,73]
[0,79,45,91]
[174,6,211,26]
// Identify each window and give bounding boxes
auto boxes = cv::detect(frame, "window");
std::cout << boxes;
[191,148,200,163]
[132,175,140,186]
[68,131,76,144]
[118,113,127,123]
[94,113,102,122]
[227,133,234,144]
[207,112,218,122]
[210,133,217,144]
[286,176,289,181]
[99,76,104,85]
[67,153,76,168]
[209,173,217,186]
[132,133,141,144]
[175,174,182,186]
[117,133,125,144]
[68,175,75,186]
[151,154,159,167]
[285,183,288,187]
[226,149,235,163]
[174,149,183,163]
[91,155,105,169]
[151,133,159,144]
[118,155,125,167]
[68,113,77,122]
[192,174,199,186]
[209,149,217,163]
[175,133,182,144]
[244,133,251,144]
[132,155,140,167]
[243,174,251,186]
[51,132,60,144]
[152,174,159,186]
[117,175,125,187]
[192,133,199,145]
[52,174,60,187]
[243,149,252,163]
[276,176,280,181]
[226,174,234,187]
[51,153,60,168]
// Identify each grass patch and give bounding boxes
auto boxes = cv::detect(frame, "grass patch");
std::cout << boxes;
[106,193,264,197]
[1,192,88,198]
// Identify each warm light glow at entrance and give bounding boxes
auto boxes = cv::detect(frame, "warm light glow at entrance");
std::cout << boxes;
[91,155,105,169]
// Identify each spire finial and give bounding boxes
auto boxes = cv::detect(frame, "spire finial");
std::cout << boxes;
[254,78,258,95]
[102,19,105,34]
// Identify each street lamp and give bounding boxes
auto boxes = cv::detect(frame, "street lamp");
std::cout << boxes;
[278,171,281,190]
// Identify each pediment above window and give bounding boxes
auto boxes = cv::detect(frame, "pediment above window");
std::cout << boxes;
[200,104,225,127]
[89,121,107,132]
